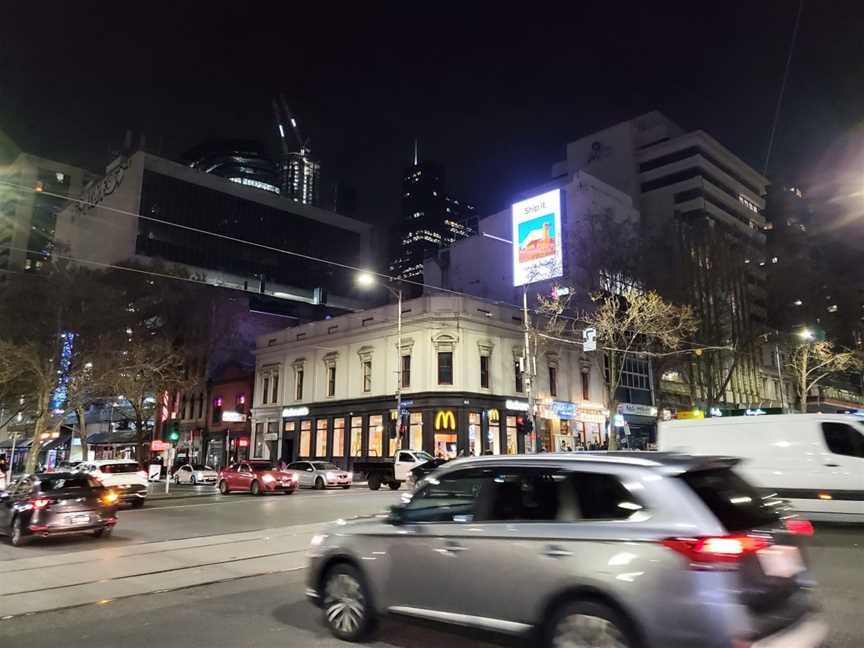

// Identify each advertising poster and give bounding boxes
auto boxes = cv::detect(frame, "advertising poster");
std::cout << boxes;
[512,189,563,286]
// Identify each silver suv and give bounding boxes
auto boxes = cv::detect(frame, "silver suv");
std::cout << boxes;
[306,453,825,647]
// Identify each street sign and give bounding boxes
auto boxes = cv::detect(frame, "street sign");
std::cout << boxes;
[582,327,597,352]
[151,440,170,452]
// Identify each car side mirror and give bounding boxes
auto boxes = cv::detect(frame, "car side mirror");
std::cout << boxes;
[306,468,313,472]
[388,504,406,526]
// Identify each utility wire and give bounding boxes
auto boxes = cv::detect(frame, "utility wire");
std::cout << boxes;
[763,0,804,176]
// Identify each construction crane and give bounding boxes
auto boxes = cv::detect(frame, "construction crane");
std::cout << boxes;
[273,93,311,156]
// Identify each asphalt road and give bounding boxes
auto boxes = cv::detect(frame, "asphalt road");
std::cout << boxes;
[0,486,861,647]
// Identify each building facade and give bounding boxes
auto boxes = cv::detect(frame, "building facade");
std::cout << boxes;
[0,153,95,273]
[390,147,477,287]
[251,295,608,469]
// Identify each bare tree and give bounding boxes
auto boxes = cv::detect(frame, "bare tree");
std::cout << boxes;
[538,288,697,449]
[784,340,860,413]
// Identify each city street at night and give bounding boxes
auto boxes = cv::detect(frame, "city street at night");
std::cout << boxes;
[0,488,861,647]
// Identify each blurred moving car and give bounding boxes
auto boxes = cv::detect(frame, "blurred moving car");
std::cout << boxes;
[353,450,433,491]
[288,461,352,489]
[77,460,148,508]
[0,472,118,546]
[173,463,219,486]
[218,460,298,495]
[307,453,824,647]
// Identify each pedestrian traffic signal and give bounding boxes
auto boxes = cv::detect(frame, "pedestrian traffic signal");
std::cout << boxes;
[168,430,180,443]
[515,416,533,435]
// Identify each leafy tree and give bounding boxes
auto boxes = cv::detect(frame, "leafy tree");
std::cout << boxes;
[784,339,861,413]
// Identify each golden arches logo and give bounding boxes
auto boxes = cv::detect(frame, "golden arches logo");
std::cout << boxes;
[434,410,456,431]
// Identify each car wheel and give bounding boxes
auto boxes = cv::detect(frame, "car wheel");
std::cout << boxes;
[388,481,402,491]
[219,480,230,494]
[368,475,381,491]
[315,477,325,490]
[131,498,144,509]
[250,480,261,496]
[341,485,351,489]
[93,526,113,538]
[322,563,376,642]
[545,600,636,648]
[190,475,196,486]
[9,517,27,546]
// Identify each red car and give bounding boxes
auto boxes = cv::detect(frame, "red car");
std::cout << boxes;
[218,460,298,495]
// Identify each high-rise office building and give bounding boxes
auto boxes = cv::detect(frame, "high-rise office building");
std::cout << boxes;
[183,140,281,195]
[390,143,476,286]
[284,151,320,206]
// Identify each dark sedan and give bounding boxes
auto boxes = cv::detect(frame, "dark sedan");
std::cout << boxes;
[0,472,119,546]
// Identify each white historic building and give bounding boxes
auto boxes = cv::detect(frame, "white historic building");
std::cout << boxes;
[250,294,607,467]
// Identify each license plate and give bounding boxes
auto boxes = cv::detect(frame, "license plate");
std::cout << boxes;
[757,545,804,578]
[70,514,90,525]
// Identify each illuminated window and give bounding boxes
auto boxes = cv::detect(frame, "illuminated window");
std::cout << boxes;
[315,419,328,456]
[505,416,518,454]
[468,412,481,456]
[332,418,345,457]
[409,412,423,450]
[368,415,384,457]
[299,420,311,457]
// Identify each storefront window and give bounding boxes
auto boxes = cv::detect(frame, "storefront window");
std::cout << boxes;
[505,416,518,455]
[434,432,457,459]
[299,420,311,457]
[332,418,345,457]
[368,415,384,457]
[388,418,401,457]
[486,411,501,454]
[409,412,423,450]
[315,419,328,456]
[284,420,295,434]
[350,416,363,456]
[253,422,264,457]
[468,412,481,456]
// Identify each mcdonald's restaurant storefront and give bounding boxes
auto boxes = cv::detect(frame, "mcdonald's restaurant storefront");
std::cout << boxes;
[280,392,533,469]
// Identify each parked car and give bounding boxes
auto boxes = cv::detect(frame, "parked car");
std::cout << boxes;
[0,472,118,546]
[218,460,298,495]
[353,450,433,490]
[173,464,219,486]
[306,453,824,647]
[77,460,148,508]
[288,461,352,490]
[659,412,864,522]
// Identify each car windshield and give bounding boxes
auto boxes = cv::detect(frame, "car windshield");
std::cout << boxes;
[414,451,434,462]
[192,464,212,471]
[313,462,339,470]
[99,463,140,474]
[679,468,779,532]
[249,461,274,471]
[39,476,99,491]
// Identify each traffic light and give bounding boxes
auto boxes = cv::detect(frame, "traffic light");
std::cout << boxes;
[165,420,180,444]
[515,416,533,435]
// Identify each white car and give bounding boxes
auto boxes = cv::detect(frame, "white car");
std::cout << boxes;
[288,461,353,489]
[78,460,149,507]
[173,463,218,485]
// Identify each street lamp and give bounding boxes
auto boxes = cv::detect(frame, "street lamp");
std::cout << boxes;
[356,271,403,446]
[798,328,814,341]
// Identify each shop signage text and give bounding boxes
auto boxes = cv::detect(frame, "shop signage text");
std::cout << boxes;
[282,406,310,418]
[222,412,246,423]
[505,399,530,411]
[617,403,658,418]
[551,400,577,419]
[151,440,170,452]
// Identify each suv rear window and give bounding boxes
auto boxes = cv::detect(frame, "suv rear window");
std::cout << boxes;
[680,468,778,532]
[99,463,140,474]
[40,476,98,491]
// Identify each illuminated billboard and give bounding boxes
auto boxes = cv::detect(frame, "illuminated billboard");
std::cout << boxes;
[512,188,563,286]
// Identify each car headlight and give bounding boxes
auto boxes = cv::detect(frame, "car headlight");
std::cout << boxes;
[262,474,275,483]
[346,472,353,479]
[326,472,336,480]
[310,534,328,546]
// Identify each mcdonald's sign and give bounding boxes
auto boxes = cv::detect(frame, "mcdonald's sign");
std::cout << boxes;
[434,410,456,431]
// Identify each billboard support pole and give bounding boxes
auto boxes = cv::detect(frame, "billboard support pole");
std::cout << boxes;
[522,286,536,453]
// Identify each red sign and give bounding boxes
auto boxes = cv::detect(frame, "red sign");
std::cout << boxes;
[237,438,249,448]
[151,440,170,452]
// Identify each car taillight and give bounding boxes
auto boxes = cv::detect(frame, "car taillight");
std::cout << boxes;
[137,470,148,478]
[102,491,119,505]
[661,534,771,564]
[31,498,51,509]
[784,518,814,536]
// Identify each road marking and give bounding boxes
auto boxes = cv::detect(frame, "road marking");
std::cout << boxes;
[128,489,396,512]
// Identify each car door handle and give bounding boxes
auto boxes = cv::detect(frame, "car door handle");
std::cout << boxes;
[443,541,467,553]
[543,545,573,558]
[825,463,840,467]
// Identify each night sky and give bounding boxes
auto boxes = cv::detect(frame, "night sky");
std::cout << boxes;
[2,2,864,226]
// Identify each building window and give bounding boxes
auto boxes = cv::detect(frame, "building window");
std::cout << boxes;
[620,357,650,391]
[581,368,590,401]
[480,355,490,389]
[212,397,223,424]
[505,416,518,455]
[409,412,423,450]
[350,416,363,456]
[295,368,304,400]
[253,422,264,457]
[362,360,372,393]
[262,376,270,405]
[401,354,411,388]
[468,412,481,456]
[332,418,345,457]
[368,415,384,457]
[197,395,204,419]
[315,419,328,456]
[549,366,558,398]
[271,373,279,404]
[514,360,523,393]
[438,351,453,385]
[327,366,336,397]
[299,420,311,457]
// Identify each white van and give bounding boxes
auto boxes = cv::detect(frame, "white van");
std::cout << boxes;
[658,413,864,522]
